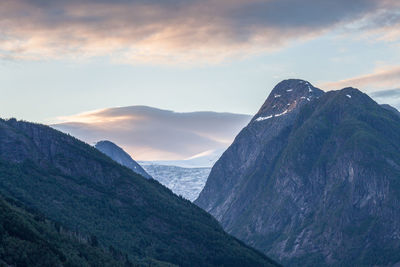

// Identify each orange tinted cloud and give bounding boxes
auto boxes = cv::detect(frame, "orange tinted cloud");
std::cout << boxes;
[0,0,398,64]
[52,105,251,161]
[320,66,400,91]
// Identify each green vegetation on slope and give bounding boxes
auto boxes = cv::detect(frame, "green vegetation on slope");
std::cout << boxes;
[282,88,400,178]
[0,194,132,266]
[0,119,278,266]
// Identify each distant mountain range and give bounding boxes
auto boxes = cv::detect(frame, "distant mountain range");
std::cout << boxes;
[52,106,251,162]
[0,118,278,266]
[196,79,400,266]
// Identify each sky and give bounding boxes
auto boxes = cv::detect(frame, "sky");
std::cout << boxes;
[1,0,400,123]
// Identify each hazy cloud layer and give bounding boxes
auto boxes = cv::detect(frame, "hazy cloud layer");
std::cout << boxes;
[52,105,251,160]
[370,88,400,98]
[370,88,400,109]
[320,66,400,91]
[0,0,399,63]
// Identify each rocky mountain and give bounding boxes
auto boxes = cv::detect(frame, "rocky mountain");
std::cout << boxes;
[195,79,400,266]
[95,140,152,179]
[0,118,279,266]
[196,79,324,219]
[142,164,211,201]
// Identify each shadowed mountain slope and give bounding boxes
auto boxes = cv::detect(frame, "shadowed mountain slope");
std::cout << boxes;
[0,194,131,266]
[196,79,400,266]
[0,118,278,266]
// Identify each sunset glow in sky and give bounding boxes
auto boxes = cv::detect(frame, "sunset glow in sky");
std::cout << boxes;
[1,0,400,124]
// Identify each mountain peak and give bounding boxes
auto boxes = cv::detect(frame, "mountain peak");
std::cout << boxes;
[338,86,363,96]
[321,87,378,110]
[96,140,118,148]
[95,140,152,179]
[253,79,324,122]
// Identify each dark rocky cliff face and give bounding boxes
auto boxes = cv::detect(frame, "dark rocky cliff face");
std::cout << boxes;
[196,79,324,218]
[0,119,278,266]
[195,79,400,266]
[95,140,152,179]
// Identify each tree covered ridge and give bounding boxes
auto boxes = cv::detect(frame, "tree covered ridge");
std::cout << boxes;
[0,194,140,266]
[0,118,279,266]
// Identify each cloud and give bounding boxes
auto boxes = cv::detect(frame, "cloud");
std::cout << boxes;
[52,105,251,161]
[320,65,400,91]
[369,88,400,109]
[0,0,398,64]
[370,88,400,98]
[349,2,400,42]
[319,65,400,109]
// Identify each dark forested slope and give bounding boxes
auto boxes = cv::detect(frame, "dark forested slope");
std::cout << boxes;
[0,118,277,266]
[0,194,131,266]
